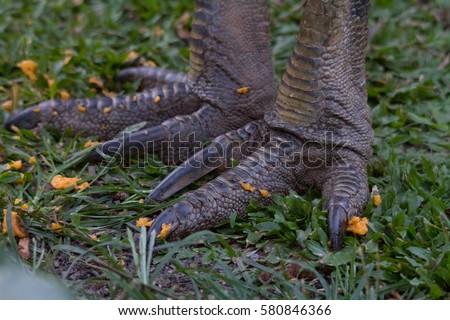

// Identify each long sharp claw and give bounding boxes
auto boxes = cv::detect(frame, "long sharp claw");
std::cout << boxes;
[148,142,223,202]
[327,205,348,251]
[91,124,170,161]
[148,120,269,202]
[87,105,219,163]
[147,202,196,241]
[4,107,40,131]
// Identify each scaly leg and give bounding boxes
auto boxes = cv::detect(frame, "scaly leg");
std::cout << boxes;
[148,0,373,250]
[6,0,275,158]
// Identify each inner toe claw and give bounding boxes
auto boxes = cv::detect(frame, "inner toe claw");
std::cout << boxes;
[327,206,348,251]
[148,208,180,241]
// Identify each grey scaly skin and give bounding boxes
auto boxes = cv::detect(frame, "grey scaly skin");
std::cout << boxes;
[6,0,275,164]
[148,0,374,251]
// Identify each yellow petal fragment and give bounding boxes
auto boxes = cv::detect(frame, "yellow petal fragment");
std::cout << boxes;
[20,203,29,211]
[346,216,369,236]
[45,74,55,88]
[28,156,37,164]
[157,223,172,239]
[259,189,271,198]
[88,76,104,89]
[102,90,117,98]
[153,26,165,37]
[60,90,70,99]
[9,125,20,133]
[136,217,154,228]
[14,198,22,205]
[17,60,38,82]
[75,181,90,191]
[89,234,98,241]
[51,222,63,232]
[153,95,161,104]
[32,107,41,113]
[5,160,22,171]
[125,51,138,62]
[15,173,25,184]
[50,175,81,190]
[2,210,27,238]
[138,198,145,204]
[371,185,382,207]
[143,60,157,67]
[239,181,255,193]
[12,135,21,141]
[236,87,249,94]
[83,140,99,148]
[77,106,87,112]
[63,50,73,65]
[373,194,381,207]
[103,107,112,114]
[2,100,13,112]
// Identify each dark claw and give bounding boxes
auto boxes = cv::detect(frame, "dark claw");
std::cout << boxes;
[5,107,41,131]
[327,205,348,251]
[148,120,269,202]
[147,142,222,202]
[148,201,196,241]
[85,124,169,162]
[148,208,179,240]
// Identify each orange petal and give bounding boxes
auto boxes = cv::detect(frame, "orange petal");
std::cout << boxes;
[60,90,70,99]
[75,181,90,191]
[83,140,99,149]
[373,194,382,207]
[17,60,38,82]
[2,210,27,238]
[51,175,81,190]
[157,223,172,239]
[136,217,154,228]
[88,76,104,89]
[4,160,22,171]
[236,87,249,94]
[2,100,13,112]
[259,189,271,198]
[51,222,63,232]
[239,181,255,193]
[346,216,369,236]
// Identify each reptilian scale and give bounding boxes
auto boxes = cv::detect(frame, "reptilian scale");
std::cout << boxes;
[5,0,373,250]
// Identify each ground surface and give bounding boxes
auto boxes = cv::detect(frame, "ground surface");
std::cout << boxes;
[0,0,449,299]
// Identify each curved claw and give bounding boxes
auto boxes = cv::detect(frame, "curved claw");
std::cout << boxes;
[5,96,163,140]
[88,104,226,165]
[327,204,348,251]
[322,155,370,251]
[147,144,219,202]
[4,107,41,131]
[87,124,170,162]
[148,120,270,202]
[148,207,180,240]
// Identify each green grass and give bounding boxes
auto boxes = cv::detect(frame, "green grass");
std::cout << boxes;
[0,0,449,299]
